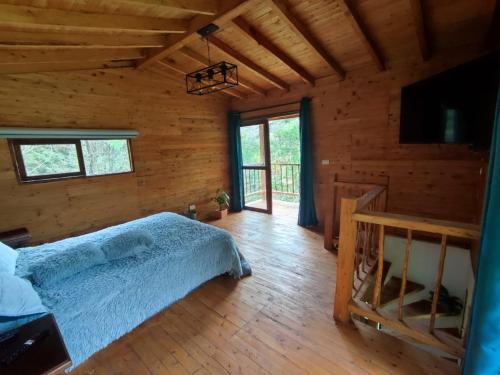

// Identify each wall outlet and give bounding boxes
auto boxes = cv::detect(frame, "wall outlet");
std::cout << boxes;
[321,160,330,165]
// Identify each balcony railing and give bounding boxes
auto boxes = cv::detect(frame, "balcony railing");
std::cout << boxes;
[243,163,300,203]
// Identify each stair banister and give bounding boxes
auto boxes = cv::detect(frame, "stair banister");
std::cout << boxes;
[332,182,480,358]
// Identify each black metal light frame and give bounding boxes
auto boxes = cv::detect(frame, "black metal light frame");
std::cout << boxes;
[186,61,239,95]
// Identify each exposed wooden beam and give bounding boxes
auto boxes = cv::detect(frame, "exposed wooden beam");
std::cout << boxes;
[408,0,430,61]
[0,4,188,35]
[267,0,345,79]
[157,60,248,99]
[484,0,500,49]
[0,60,134,75]
[209,36,289,91]
[232,16,315,85]
[0,31,166,49]
[0,48,145,64]
[0,0,219,17]
[136,0,257,69]
[336,0,385,71]
[180,47,267,96]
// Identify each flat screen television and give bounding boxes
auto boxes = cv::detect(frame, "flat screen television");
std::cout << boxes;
[400,52,500,150]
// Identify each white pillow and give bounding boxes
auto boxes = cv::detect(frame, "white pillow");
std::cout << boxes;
[0,241,18,274]
[0,273,47,317]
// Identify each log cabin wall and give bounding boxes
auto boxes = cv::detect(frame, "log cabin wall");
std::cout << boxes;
[231,50,490,229]
[0,69,230,244]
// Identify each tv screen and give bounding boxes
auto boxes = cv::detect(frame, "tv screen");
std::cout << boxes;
[400,52,500,150]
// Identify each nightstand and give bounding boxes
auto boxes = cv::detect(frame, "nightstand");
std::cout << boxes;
[0,228,31,248]
[0,314,71,375]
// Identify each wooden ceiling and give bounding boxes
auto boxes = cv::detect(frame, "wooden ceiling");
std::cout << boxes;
[0,0,498,99]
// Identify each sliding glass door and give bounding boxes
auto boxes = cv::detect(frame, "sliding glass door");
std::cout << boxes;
[240,120,272,213]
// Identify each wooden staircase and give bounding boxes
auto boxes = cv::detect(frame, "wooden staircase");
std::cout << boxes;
[353,260,464,357]
[328,180,481,363]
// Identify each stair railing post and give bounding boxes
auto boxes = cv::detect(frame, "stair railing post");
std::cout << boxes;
[398,229,413,320]
[324,173,337,251]
[430,235,448,333]
[334,197,359,322]
[372,224,386,308]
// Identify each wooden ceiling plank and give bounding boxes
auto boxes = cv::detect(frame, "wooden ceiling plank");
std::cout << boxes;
[0,0,218,17]
[180,47,267,96]
[157,59,248,99]
[0,60,134,75]
[103,0,218,16]
[0,48,145,64]
[232,16,315,85]
[266,0,345,79]
[484,0,500,49]
[0,31,167,49]
[136,0,257,69]
[408,0,430,61]
[0,4,188,35]
[336,0,385,71]
[209,36,289,91]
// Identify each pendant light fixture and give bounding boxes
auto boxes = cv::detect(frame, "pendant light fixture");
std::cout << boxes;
[186,24,239,95]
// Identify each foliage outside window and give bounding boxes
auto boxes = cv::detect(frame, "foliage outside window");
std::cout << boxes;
[240,116,300,203]
[11,139,133,183]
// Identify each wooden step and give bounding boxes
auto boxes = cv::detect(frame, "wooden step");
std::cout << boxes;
[348,300,465,358]
[360,260,391,303]
[437,327,462,339]
[402,299,460,320]
[362,276,425,307]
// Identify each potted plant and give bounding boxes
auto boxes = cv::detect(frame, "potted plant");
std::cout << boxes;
[213,189,230,219]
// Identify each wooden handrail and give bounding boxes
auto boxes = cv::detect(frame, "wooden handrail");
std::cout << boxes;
[356,185,386,211]
[352,211,481,240]
[324,176,388,251]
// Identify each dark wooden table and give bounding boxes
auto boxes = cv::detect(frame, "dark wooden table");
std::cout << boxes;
[0,314,71,375]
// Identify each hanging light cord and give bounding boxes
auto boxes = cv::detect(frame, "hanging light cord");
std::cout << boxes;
[206,37,211,66]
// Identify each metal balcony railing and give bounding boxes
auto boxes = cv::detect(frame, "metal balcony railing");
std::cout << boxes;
[243,163,300,203]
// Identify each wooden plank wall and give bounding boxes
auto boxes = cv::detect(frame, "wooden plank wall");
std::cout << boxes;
[0,68,230,244]
[231,50,490,229]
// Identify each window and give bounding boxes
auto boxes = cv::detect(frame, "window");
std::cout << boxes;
[11,139,133,183]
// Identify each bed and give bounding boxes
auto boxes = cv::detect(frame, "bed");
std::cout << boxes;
[12,212,249,369]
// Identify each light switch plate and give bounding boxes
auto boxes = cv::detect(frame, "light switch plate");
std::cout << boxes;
[321,160,330,165]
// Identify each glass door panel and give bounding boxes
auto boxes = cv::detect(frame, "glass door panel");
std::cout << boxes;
[241,122,272,213]
[243,169,268,210]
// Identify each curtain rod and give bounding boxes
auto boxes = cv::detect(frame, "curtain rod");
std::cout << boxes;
[238,100,301,114]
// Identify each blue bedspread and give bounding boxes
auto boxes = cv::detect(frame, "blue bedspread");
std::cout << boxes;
[15,213,245,369]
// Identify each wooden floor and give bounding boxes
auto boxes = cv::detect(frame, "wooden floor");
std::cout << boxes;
[73,210,459,375]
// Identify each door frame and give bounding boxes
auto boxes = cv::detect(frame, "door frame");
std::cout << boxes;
[241,118,272,214]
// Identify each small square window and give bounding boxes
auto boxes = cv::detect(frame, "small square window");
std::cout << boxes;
[81,140,132,176]
[20,143,82,177]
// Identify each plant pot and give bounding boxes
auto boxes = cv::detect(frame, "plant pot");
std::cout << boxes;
[213,208,228,220]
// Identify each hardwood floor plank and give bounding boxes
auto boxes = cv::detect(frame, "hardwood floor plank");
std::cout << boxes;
[71,209,459,375]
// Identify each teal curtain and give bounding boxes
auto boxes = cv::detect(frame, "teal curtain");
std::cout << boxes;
[298,97,318,227]
[463,87,500,375]
[228,111,243,212]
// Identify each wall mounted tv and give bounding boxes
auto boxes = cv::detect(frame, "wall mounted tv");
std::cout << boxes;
[400,52,500,151]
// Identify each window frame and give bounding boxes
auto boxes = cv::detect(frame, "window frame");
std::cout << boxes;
[9,138,134,184]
